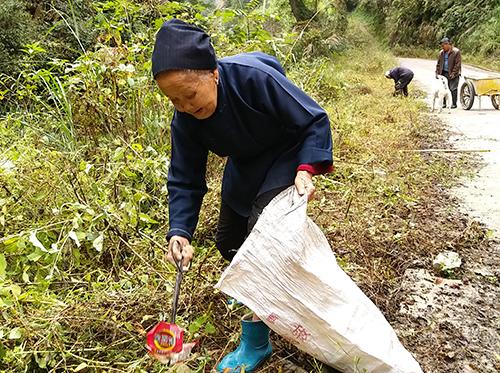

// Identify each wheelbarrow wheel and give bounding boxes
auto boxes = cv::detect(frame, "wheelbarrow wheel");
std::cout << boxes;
[492,95,500,110]
[460,81,475,110]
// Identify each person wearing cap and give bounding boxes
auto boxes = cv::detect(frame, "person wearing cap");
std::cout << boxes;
[151,19,333,372]
[384,66,414,96]
[436,37,461,108]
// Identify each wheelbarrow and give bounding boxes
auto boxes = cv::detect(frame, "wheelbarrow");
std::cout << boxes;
[460,75,500,110]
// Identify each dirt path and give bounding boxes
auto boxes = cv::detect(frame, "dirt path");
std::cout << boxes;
[399,58,500,236]
[394,58,500,373]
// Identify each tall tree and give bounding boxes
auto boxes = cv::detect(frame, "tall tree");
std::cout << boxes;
[289,0,315,21]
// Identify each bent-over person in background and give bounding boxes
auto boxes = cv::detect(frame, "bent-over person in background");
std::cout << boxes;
[385,66,414,97]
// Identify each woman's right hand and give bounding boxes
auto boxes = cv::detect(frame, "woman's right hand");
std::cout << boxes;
[166,236,194,271]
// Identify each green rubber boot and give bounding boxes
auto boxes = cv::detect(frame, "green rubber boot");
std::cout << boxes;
[217,316,272,372]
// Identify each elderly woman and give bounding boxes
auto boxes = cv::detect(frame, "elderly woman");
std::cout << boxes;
[152,19,333,372]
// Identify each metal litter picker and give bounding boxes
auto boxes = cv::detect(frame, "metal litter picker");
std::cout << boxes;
[146,241,196,365]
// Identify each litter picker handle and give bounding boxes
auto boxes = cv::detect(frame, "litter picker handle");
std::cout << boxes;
[170,240,184,324]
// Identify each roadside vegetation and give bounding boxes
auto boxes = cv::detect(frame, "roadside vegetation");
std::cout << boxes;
[0,1,490,372]
[354,0,500,71]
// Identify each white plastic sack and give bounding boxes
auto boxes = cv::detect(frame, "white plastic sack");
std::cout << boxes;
[215,186,423,373]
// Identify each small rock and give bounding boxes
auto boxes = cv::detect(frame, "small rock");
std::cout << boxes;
[472,267,494,277]
[462,363,479,373]
[433,251,461,273]
[446,351,456,359]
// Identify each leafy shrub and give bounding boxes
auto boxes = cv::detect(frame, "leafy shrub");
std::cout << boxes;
[286,0,348,59]
[356,0,500,59]
[459,5,500,58]
[0,0,37,76]
[31,0,97,59]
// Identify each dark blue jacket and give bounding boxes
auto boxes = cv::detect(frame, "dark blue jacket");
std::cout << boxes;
[167,52,332,240]
[388,67,414,82]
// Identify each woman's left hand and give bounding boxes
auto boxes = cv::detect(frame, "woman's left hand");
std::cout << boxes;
[295,170,315,201]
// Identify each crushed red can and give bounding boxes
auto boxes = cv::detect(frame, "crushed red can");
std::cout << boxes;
[146,321,184,355]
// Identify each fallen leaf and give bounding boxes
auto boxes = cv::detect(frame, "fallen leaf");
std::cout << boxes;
[68,231,81,247]
[0,253,6,278]
[8,327,22,340]
[74,362,88,371]
[93,233,103,252]
[29,231,47,252]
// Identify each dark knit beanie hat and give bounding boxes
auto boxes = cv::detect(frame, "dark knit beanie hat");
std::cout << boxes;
[152,19,217,78]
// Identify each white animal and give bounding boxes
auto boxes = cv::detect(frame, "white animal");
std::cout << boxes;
[431,75,452,114]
